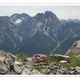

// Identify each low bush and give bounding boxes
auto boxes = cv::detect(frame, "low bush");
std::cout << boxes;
[61,55,80,68]
[16,53,28,64]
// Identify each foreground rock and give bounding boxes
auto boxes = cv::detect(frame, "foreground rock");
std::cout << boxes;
[0,50,80,75]
[13,61,24,74]
[75,67,80,74]
[0,50,16,74]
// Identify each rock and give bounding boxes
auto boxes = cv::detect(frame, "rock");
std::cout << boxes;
[25,64,32,68]
[21,64,33,75]
[51,54,70,62]
[66,40,80,56]
[68,70,77,75]
[69,67,75,71]
[54,54,70,59]
[59,68,68,74]
[14,61,22,64]
[68,67,77,74]
[0,61,9,74]
[21,68,32,75]
[31,69,42,75]
[50,69,59,74]
[0,50,16,60]
[26,57,32,65]
[56,69,61,75]
[0,50,16,68]
[75,41,80,48]
[21,67,42,75]
[40,67,51,74]
[76,66,80,73]
[13,61,24,74]
[48,63,59,70]
[60,60,68,64]
[0,50,16,74]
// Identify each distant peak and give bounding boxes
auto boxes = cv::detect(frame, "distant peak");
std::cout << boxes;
[45,11,54,15]
[44,11,57,18]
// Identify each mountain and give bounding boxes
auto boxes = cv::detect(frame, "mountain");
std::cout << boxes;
[0,11,80,55]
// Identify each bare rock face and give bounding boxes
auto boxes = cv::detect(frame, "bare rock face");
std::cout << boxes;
[0,50,16,74]
[0,61,9,74]
[66,40,80,56]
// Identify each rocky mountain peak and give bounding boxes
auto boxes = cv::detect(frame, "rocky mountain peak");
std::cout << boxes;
[34,11,59,22]
[44,11,57,19]
[10,13,31,25]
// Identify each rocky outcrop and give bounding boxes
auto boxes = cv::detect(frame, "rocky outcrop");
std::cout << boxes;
[0,50,80,75]
[0,50,43,75]
[0,50,16,74]
[66,40,80,56]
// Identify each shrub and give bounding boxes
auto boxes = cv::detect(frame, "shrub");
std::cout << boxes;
[61,55,80,68]
[46,55,60,64]
[16,53,28,64]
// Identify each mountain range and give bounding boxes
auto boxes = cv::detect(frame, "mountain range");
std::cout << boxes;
[0,11,80,55]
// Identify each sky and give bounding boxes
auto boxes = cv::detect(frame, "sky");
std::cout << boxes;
[0,5,80,19]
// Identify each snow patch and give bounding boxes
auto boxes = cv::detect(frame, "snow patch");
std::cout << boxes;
[15,19,22,24]
[20,36,23,42]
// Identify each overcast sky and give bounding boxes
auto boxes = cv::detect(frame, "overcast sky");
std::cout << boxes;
[0,5,80,19]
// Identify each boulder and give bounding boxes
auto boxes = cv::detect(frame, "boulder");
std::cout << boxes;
[54,54,70,59]
[68,70,77,75]
[21,67,42,75]
[31,69,42,75]
[48,63,59,70]
[76,66,80,74]
[60,60,68,64]
[59,68,68,74]
[68,67,77,75]
[21,68,32,75]
[21,64,33,75]
[50,54,70,62]
[0,50,16,74]
[0,61,9,74]
[26,57,32,65]
[13,61,24,74]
